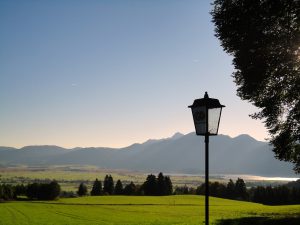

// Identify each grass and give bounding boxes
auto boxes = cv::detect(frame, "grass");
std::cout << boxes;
[0,195,299,225]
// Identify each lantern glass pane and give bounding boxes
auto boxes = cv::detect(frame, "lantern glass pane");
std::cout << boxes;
[208,108,221,134]
[192,106,206,135]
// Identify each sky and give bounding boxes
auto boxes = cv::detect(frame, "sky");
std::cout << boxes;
[0,0,268,148]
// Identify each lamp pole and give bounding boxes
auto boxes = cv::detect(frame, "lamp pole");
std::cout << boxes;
[205,91,209,225]
[205,133,209,225]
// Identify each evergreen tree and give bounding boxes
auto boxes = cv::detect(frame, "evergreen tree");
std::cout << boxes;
[235,178,248,200]
[48,180,61,200]
[252,186,266,204]
[274,186,290,205]
[134,184,144,196]
[226,179,235,199]
[14,184,27,198]
[157,172,166,196]
[26,183,40,199]
[103,175,114,195]
[265,186,274,204]
[114,180,123,195]
[210,182,226,198]
[196,184,205,195]
[0,184,14,200]
[0,185,3,199]
[291,187,300,204]
[143,174,157,196]
[91,179,102,196]
[123,182,136,195]
[164,176,173,195]
[77,183,88,196]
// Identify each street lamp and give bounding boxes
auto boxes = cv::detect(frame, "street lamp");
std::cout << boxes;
[188,92,225,225]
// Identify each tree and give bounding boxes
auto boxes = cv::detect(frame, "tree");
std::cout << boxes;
[252,186,266,203]
[14,184,27,198]
[0,184,14,200]
[77,183,88,196]
[235,178,248,200]
[123,182,136,195]
[114,180,123,195]
[164,176,173,195]
[0,185,3,199]
[291,187,300,204]
[196,184,205,195]
[212,0,300,173]
[103,175,114,195]
[210,182,226,198]
[226,179,235,199]
[47,180,60,200]
[157,172,166,196]
[143,174,157,196]
[27,183,39,199]
[26,181,60,200]
[91,179,102,196]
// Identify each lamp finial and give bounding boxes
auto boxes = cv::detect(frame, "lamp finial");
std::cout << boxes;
[204,92,209,99]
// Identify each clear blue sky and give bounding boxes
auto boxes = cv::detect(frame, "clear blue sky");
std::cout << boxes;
[0,0,267,148]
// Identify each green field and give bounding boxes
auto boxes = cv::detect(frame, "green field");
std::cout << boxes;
[0,195,299,225]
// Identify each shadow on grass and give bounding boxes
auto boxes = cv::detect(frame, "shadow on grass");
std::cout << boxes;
[215,216,300,225]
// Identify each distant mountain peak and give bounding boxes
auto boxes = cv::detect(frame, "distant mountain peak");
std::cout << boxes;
[233,134,262,142]
[141,132,184,145]
[170,132,184,140]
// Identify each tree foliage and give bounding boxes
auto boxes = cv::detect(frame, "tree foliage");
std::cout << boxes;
[235,178,248,200]
[103,175,114,195]
[123,182,136,195]
[143,174,158,196]
[212,0,300,172]
[226,179,235,199]
[164,176,173,195]
[250,185,300,205]
[0,184,15,200]
[77,183,88,196]
[114,180,123,195]
[143,173,173,196]
[26,181,60,200]
[91,179,102,196]
[157,172,166,196]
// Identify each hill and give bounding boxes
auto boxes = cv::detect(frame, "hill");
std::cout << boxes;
[0,133,296,176]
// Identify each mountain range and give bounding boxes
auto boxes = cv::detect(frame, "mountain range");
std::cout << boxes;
[0,133,297,177]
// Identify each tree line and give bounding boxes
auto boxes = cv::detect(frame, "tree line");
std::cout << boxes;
[250,185,300,205]
[175,178,300,205]
[77,172,173,196]
[1,174,299,205]
[172,178,248,201]
[0,181,60,201]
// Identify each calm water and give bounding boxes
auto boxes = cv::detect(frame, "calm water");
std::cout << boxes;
[167,173,299,181]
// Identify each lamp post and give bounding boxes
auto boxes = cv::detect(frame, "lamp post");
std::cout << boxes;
[188,92,225,225]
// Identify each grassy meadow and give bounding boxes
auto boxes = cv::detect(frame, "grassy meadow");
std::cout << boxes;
[0,195,299,225]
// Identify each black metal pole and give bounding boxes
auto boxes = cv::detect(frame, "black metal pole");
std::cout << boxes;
[205,133,209,225]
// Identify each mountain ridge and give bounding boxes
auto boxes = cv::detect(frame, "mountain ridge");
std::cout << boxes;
[0,133,296,177]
